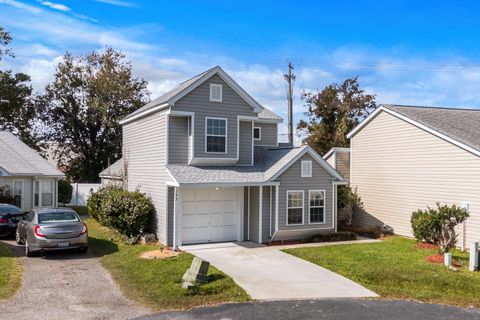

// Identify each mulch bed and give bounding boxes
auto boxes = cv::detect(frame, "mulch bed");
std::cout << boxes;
[266,240,302,246]
[426,254,444,264]
[416,242,438,250]
[140,248,179,259]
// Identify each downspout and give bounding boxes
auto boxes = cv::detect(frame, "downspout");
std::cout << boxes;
[269,186,272,238]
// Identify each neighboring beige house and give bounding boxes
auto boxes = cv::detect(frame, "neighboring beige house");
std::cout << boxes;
[99,158,123,186]
[103,66,346,249]
[347,104,480,248]
[0,131,65,210]
[323,147,350,181]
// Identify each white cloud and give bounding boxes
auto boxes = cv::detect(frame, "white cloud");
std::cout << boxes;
[93,0,138,8]
[39,1,70,11]
[0,0,41,13]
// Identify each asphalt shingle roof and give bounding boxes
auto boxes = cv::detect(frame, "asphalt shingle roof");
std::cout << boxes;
[384,104,480,152]
[0,131,64,176]
[99,158,123,178]
[166,146,309,184]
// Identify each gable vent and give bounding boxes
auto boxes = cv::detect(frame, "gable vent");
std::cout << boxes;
[210,83,223,102]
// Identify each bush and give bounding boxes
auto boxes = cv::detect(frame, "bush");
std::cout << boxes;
[337,185,362,226]
[306,231,357,243]
[339,224,385,239]
[58,180,73,205]
[87,185,154,243]
[0,185,15,204]
[411,203,469,253]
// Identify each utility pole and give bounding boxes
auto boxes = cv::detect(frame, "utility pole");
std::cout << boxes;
[284,61,295,146]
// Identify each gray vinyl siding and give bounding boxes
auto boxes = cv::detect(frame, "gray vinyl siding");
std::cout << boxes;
[254,122,278,146]
[261,186,274,242]
[174,74,257,160]
[168,116,189,164]
[1,176,33,210]
[275,154,334,239]
[351,110,480,246]
[167,186,174,246]
[238,121,253,165]
[249,186,260,243]
[336,152,350,181]
[123,109,169,243]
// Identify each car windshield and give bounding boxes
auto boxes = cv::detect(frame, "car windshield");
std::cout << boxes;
[38,212,79,223]
[0,205,22,214]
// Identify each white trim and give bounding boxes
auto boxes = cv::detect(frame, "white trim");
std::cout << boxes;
[119,103,169,125]
[286,190,304,226]
[251,121,254,165]
[253,127,261,141]
[300,160,312,178]
[308,190,326,225]
[205,117,228,154]
[167,111,195,163]
[165,168,180,187]
[323,147,350,160]
[165,114,170,164]
[172,187,179,250]
[247,186,250,241]
[333,184,337,232]
[347,105,480,157]
[12,179,24,209]
[269,186,272,238]
[275,185,279,232]
[209,83,223,102]
[268,146,344,182]
[176,182,280,189]
[254,118,283,124]
[259,186,263,243]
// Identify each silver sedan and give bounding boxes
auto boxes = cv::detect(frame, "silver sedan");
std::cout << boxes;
[16,208,88,257]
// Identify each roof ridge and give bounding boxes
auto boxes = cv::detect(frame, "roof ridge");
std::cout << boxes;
[384,104,480,112]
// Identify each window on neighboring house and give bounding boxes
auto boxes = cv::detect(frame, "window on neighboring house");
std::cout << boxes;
[41,180,54,207]
[287,190,304,225]
[301,160,312,177]
[205,117,227,153]
[13,180,23,208]
[253,127,261,140]
[209,83,223,102]
[309,190,325,224]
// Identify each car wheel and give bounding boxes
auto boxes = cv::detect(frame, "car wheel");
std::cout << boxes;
[25,239,34,257]
[15,231,23,245]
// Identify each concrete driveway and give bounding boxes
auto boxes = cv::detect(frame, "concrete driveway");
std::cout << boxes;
[0,239,148,320]
[181,242,377,300]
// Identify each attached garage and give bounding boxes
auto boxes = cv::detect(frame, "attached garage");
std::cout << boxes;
[180,188,243,244]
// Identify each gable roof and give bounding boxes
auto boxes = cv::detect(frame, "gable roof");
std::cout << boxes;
[323,147,350,161]
[165,145,344,185]
[99,158,123,179]
[0,131,64,177]
[347,104,480,157]
[121,66,282,124]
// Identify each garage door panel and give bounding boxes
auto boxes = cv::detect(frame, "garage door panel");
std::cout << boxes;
[181,188,239,244]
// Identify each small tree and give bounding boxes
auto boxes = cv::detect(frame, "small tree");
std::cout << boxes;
[57,179,73,205]
[411,203,469,253]
[0,185,15,204]
[337,185,362,226]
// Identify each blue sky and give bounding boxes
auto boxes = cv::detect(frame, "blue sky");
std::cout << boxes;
[2,0,480,139]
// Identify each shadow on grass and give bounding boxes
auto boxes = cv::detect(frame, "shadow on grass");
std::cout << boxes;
[208,273,226,283]
[88,237,119,257]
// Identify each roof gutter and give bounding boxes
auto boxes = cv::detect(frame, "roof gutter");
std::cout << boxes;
[119,103,170,125]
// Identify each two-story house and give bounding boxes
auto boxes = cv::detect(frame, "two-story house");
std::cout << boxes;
[108,66,345,249]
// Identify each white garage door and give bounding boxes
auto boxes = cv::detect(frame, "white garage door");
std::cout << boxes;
[181,188,239,244]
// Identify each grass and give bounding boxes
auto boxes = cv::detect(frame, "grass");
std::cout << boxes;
[0,244,22,300]
[86,218,250,310]
[284,236,480,308]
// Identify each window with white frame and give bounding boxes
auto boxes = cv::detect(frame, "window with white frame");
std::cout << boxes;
[301,160,312,177]
[253,127,261,140]
[41,180,54,207]
[205,117,227,153]
[287,190,304,225]
[209,83,223,102]
[13,180,23,208]
[309,190,325,224]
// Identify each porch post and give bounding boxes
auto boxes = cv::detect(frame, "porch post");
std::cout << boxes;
[259,185,263,243]
[173,187,178,251]
[275,185,279,233]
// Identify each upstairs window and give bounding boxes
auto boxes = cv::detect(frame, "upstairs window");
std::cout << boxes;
[206,117,227,153]
[210,83,223,102]
[301,160,312,177]
[253,127,261,140]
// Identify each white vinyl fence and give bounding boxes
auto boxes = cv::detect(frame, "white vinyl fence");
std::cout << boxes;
[69,183,101,206]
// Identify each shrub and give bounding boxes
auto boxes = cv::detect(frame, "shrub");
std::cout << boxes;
[0,185,15,204]
[58,179,73,205]
[339,225,385,239]
[306,231,357,243]
[337,185,362,226]
[87,185,154,243]
[411,203,469,253]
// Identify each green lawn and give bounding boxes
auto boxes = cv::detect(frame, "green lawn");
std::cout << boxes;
[0,244,21,300]
[284,237,480,307]
[86,218,250,310]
